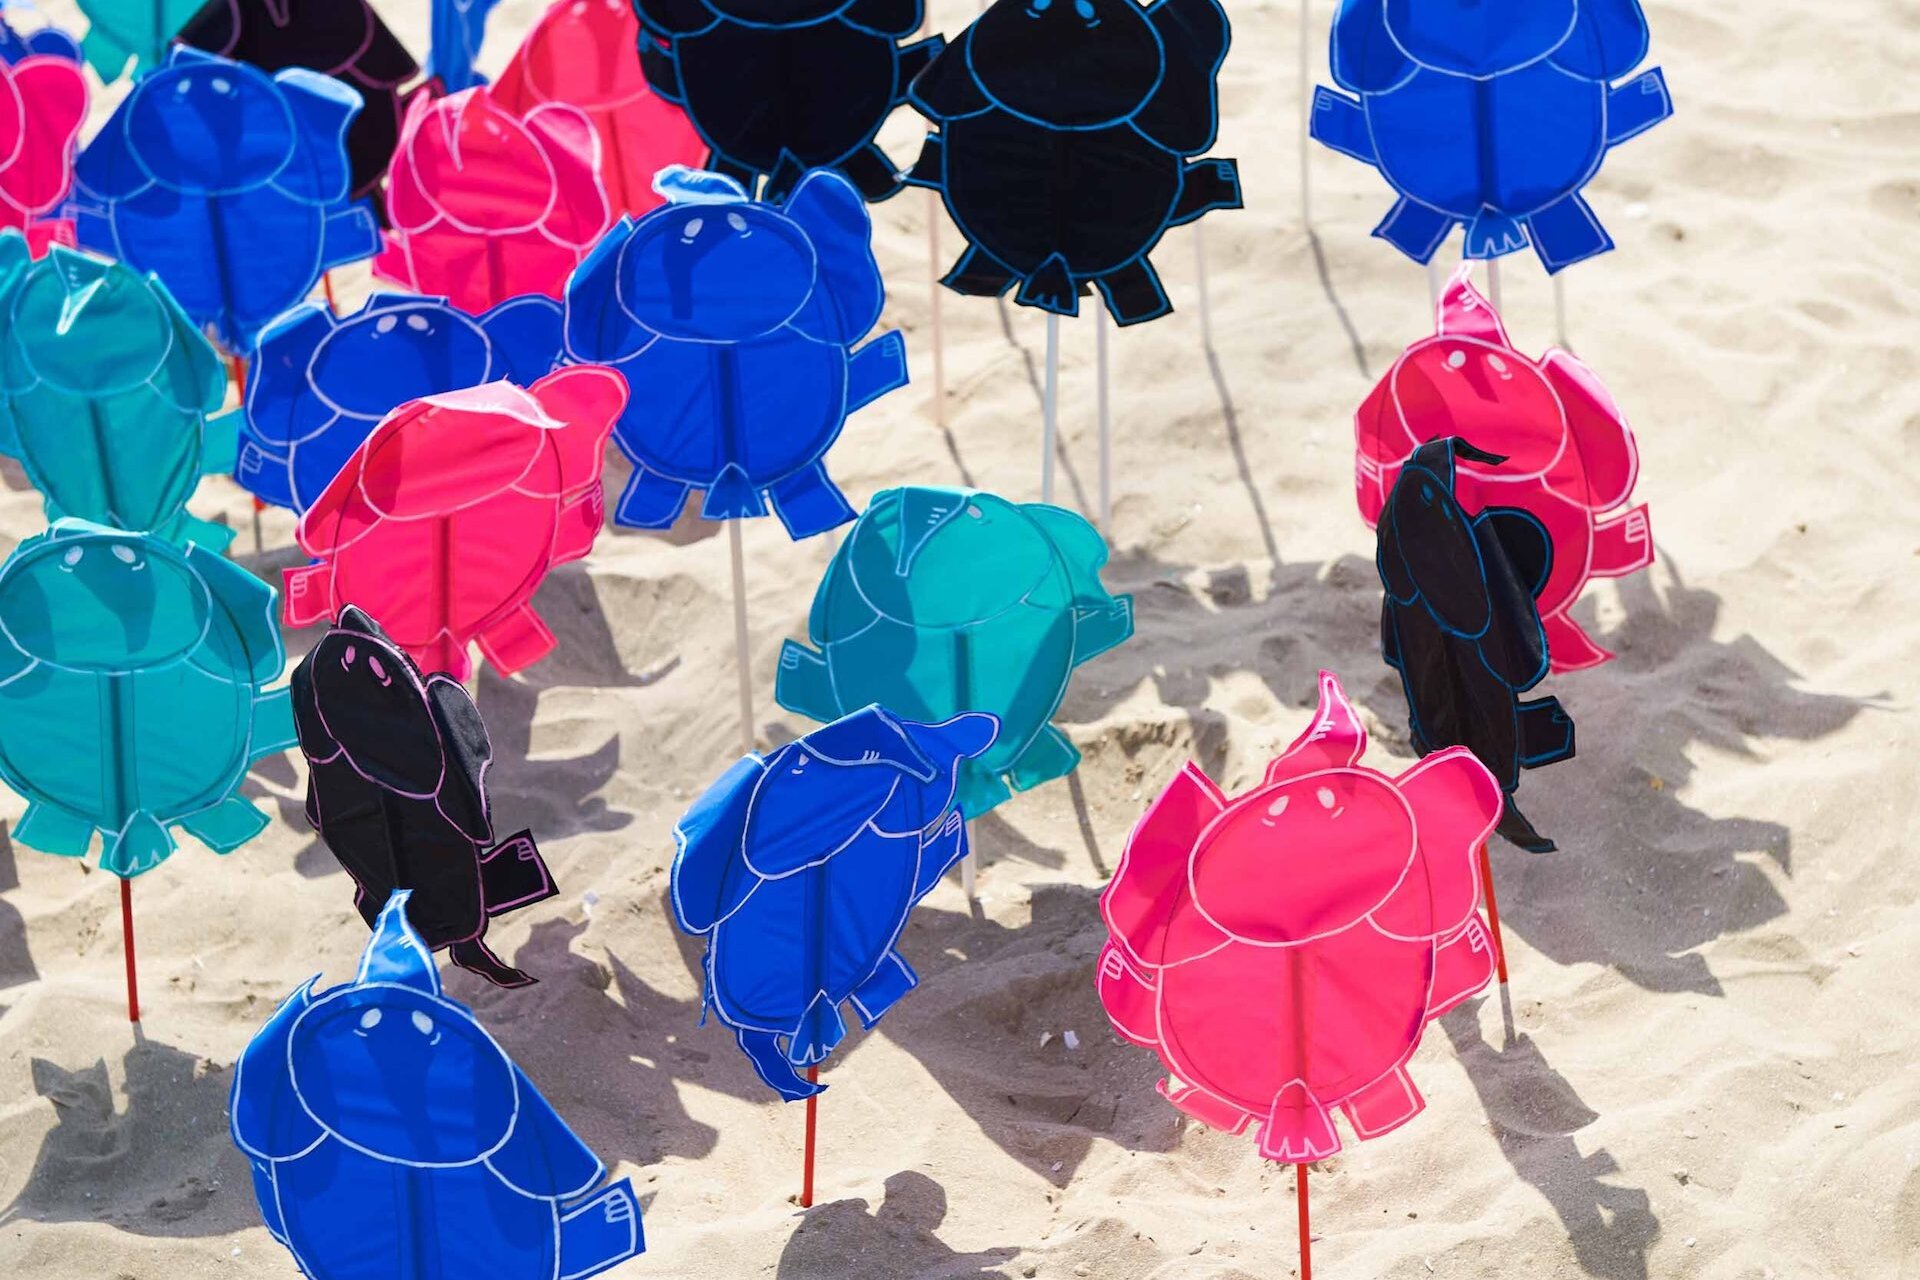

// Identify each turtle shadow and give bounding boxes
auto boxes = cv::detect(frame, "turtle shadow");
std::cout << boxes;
[874,883,1180,1187]
[0,454,33,492]
[1305,227,1372,382]
[1486,554,1879,996]
[778,1170,1017,1279]
[1202,340,1282,569]
[0,1037,257,1239]
[473,664,634,843]
[452,911,772,1171]
[1441,1001,1659,1280]
[0,823,39,994]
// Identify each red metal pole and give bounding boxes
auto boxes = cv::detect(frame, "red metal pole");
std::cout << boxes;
[799,1064,820,1208]
[1477,842,1510,985]
[1296,1162,1311,1280]
[120,876,139,1023]
[322,271,337,314]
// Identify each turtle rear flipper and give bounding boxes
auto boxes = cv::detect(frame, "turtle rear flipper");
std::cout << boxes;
[849,951,916,1029]
[475,606,555,678]
[615,468,692,529]
[449,937,536,988]
[1372,197,1456,264]
[1495,799,1556,854]
[14,802,93,856]
[1008,723,1079,793]
[1526,194,1614,274]
[953,762,1011,819]
[479,830,556,916]
[250,687,299,759]
[180,797,271,854]
[768,464,855,540]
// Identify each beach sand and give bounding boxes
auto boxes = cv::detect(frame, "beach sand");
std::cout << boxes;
[1,0,1916,1276]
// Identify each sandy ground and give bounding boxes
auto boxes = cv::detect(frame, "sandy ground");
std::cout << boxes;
[1,0,1917,1276]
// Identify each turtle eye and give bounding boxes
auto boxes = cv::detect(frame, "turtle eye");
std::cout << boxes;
[368,653,391,687]
[357,1008,382,1034]
[1316,787,1336,809]
[59,545,82,570]
[726,211,748,234]
[1445,349,1466,370]
[1485,353,1512,379]
[375,315,398,335]
[340,643,357,670]
[1026,0,1051,15]
[680,217,704,243]
[405,314,431,333]
[1075,0,1098,23]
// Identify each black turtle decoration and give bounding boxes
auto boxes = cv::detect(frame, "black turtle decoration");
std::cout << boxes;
[291,606,557,987]
[633,0,942,201]
[904,0,1241,325]
[177,0,420,222]
[1376,438,1575,853]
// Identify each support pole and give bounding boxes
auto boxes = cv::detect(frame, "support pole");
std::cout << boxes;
[728,520,753,756]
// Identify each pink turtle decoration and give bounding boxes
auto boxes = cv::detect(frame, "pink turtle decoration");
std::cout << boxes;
[1096,670,1501,1162]
[283,367,628,681]
[0,52,85,255]
[374,85,612,315]
[1354,265,1653,672]
[490,0,703,218]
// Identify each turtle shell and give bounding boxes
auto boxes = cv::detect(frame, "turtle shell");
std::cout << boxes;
[808,489,1078,777]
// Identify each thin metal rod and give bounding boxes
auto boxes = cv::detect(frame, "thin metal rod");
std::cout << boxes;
[728,520,753,755]
[799,1064,820,1207]
[929,193,946,429]
[1553,273,1570,351]
[1487,257,1504,314]
[1297,1163,1312,1280]
[1299,0,1312,228]
[1426,258,1441,311]
[1041,313,1059,503]
[1193,223,1214,351]
[120,876,139,1024]
[1479,842,1510,985]
[1096,309,1111,534]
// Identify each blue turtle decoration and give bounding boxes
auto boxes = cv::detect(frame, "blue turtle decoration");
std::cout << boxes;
[672,705,999,1100]
[564,164,906,538]
[904,0,1241,325]
[231,891,646,1280]
[634,0,942,201]
[0,10,80,63]
[427,0,500,92]
[1310,0,1673,272]
[66,46,380,351]
[238,291,566,514]
[0,520,296,878]
[1377,438,1575,853]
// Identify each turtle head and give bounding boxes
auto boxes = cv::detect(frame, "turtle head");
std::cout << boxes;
[128,52,296,196]
[310,299,492,419]
[288,894,518,1165]
[850,488,1054,629]
[1383,0,1577,76]
[8,250,173,397]
[741,709,940,877]
[617,167,816,342]
[0,524,206,672]
[704,0,851,25]
[1191,769,1416,944]
[296,608,444,796]
[971,0,1162,129]
[1377,439,1502,638]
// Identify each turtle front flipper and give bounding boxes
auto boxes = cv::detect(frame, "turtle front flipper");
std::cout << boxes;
[1070,598,1134,665]
[170,513,238,553]
[911,808,967,898]
[179,796,271,854]
[1429,916,1497,1017]
[903,133,942,189]
[954,763,1012,819]
[850,951,917,1029]
[614,467,691,529]
[1542,612,1612,672]
[1095,944,1160,1048]
[1007,723,1080,794]
[1606,68,1672,147]
[80,28,134,83]
[1017,254,1079,316]
[449,937,536,988]
[250,687,299,759]
[479,831,557,916]
[558,1180,645,1277]
[774,641,839,724]
[736,1028,826,1101]
[838,144,904,203]
[1525,195,1614,274]
[767,463,856,540]
[1308,87,1376,165]
[14,802,94,857]
[893,35,944,95]
[476,605,557,678]
[1170,158,1242,227]
[200,409,243,476]
[1517,696,1575,768]
[100,811,175,878]
[846,330,908,413]
[1371,198,1456,264]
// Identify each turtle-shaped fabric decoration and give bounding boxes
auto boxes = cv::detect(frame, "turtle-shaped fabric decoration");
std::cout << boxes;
[634,0,942,201]
[673,705,998,1099]
[1310,0,1673,271]
[238,291,565,514]
[564,165,905,537]
[177,0,422,224]
[1356,265,1652,671]
[285,367,627,681]
[231,892,646,1280]
[904,0,1242,325]
[0,238,236,549]
[0,43,84,255]
[1096,670,1501,1161]
[0,14,82,64]
[0,520,297,878]
[776,486,1133,819]
[293,607,557,989]
[1378,437,1574,853]
[66,47,380,351]
[492,0,704,218]
[426,0,501,93]
[376,84,612,316]
[71,0,204,81]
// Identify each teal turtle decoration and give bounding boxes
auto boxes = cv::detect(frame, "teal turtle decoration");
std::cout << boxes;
[0,237,235,549]
[0,521,297,877]
[777,487,1133,818]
